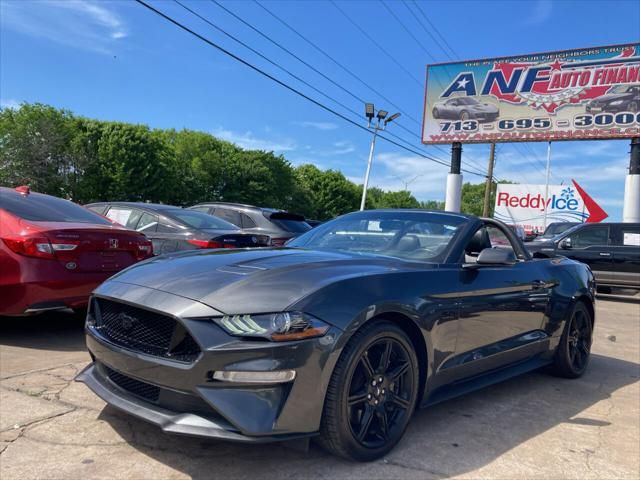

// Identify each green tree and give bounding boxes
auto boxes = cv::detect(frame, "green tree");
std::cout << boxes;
[294,164,360,220]
[461,180,514,216]
[374,190,420,209]
[0,103,75,197]
[419,200,445,210]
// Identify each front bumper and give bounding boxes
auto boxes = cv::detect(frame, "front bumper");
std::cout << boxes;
[76,281,343,442]
[76,363,313,442]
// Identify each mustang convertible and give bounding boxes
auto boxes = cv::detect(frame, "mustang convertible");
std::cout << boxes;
[77,210,596,461]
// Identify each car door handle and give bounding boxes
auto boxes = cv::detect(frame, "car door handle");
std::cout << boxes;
[531,280,547,289]
[599,252,611,257]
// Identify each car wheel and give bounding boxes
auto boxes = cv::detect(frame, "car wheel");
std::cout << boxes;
[460,111,469,121]
[549,301,593,378]
[629,101,639,113]
[318,320,419,461]
[432,107,440,118]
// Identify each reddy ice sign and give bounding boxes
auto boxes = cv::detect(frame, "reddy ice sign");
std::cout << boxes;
[422,43,640,144]
[494,181,607,234]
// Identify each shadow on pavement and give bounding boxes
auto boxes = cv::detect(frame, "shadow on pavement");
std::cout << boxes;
[0,310,86,352]
[99,352,639,478]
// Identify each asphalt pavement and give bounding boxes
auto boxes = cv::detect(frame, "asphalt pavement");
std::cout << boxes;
[1,293,639,479]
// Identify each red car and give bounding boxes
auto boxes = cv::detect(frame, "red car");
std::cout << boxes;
[0,186,153,316]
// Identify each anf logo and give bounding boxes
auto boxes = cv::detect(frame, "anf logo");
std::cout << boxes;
[109,238,119,249]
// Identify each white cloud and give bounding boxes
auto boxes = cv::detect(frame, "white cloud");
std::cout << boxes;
[212,127,296,152]
[525,0,553,25]
[1,0,127,54]
[0,99,21,110]
[368,152,450,200]
[294,121,339,131]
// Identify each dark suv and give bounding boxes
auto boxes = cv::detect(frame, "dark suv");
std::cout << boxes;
[189,202,311,246]
[526,222,640,290]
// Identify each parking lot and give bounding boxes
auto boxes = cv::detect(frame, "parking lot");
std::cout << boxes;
[1,294,639,480]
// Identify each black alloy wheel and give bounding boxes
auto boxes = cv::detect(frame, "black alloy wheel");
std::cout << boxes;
[549,302,593,378]
[460,111,470,121]
[318,321,419,461]
[347,337,414,448]
[567,307,592,372]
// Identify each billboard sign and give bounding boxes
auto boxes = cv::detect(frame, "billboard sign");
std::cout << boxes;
[422,43,640,144]
[494,180,608,234]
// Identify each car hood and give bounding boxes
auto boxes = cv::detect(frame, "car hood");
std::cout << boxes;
[102,248,420,314]
[592,93,629,103]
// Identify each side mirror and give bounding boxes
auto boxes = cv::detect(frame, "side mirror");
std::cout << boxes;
[559,238,572,249]
[464,247,517,269]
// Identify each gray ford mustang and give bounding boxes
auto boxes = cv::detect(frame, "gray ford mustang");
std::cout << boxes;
[77,210,596,461]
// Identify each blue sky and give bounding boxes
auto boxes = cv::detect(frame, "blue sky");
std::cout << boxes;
[1,0,639,220]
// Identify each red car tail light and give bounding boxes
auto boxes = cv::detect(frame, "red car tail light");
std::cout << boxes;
[2,236,78,259]
[187,239,224,249]
[270,237,289,247]
[135,240,154,260]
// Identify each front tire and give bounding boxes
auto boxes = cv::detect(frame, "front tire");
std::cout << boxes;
[318,321,419,461]
[549,302,593,378]
[460,111,470,121]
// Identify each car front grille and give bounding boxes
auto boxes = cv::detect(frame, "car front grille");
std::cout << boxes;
[104,365,160,402]
[93,298,201,362]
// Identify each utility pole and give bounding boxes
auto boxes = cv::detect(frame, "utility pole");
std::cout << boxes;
[542,141,552,230]
[623,137,640,222]
[482,143,496,217]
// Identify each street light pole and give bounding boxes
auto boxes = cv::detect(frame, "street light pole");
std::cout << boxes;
[360,127,379,211]
[360,104,400,211]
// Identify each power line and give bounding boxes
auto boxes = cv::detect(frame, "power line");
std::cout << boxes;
[209,0,366,105]
[379,0,436,62]
[213,0,486,175]
[133,0,486,177]
[329,0,425,89]
[178,0,475,174]
[402,0,454,61]
[252,0,423,127]
[411,0,459,59]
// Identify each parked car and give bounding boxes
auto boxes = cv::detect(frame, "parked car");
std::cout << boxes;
[0,186,153,316]
[537,222,580,242]
[86,202,270,255]
[189,202,312,246]
[306,219,324,228]
[586,85,640,113]
[432,97,499,122]
[507,224,526,241]
[77,210,596,461]
[526,222,640,290]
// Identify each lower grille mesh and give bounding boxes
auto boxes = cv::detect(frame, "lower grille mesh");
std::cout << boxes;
[104,365,160,402]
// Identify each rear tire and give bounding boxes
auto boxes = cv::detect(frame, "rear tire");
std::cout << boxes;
[318,321,419,461]
[549,302,593,378]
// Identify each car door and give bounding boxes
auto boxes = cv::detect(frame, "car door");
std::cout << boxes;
[609,224,640,288]
[453,223,552,378]
[559,225,614,284]
[133,211,162,253]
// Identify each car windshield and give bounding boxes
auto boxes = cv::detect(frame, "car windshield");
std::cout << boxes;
[456,97,479,105]
[287,211,467,262]
[160,209,237,230]
[0,190,111,224]
[539,223,578,239]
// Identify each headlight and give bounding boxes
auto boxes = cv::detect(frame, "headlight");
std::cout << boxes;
[212,311,329,341]
[609,100,624,105]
